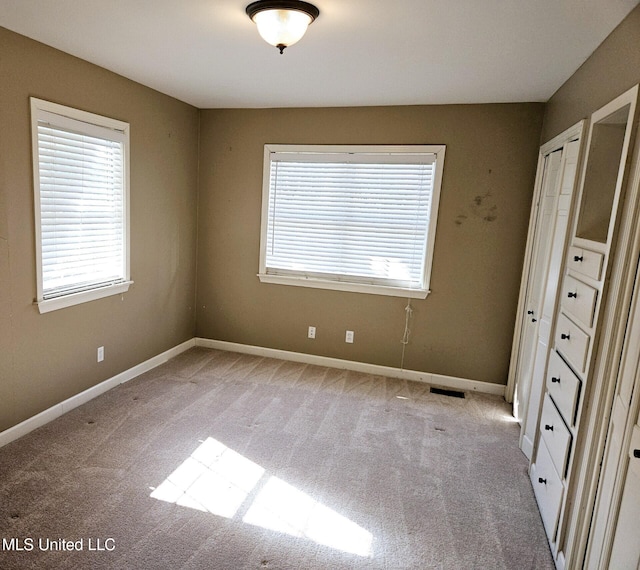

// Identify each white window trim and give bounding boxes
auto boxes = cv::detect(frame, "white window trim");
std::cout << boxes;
[258,144,445,299]
[31,98,132,314]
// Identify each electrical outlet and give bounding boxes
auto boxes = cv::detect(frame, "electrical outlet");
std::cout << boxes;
[345,330,354,343]
[308,326,316,339]
[97,346,104,362]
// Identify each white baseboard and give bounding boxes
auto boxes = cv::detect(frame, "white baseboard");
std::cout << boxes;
[520,433,534,460]
[195,338,506,397]
[0,338,195,449]
[0,336,506,450]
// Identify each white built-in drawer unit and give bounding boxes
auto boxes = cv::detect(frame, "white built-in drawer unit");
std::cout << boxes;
[568,246,603,281]
[531,438,565,541]
[547,350,581,426]
[556,313,591,374]
[561,274,598,328]
[540,393,572,477]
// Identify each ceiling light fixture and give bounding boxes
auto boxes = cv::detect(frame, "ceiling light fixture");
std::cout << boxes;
[246,0,320,54]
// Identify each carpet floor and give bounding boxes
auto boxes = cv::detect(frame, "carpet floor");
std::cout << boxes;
[0,347,554,569]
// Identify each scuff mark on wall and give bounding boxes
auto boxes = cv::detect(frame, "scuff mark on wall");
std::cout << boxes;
[454,190,499,226]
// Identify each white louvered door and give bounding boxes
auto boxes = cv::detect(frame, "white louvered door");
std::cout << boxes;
[514,149,563,429]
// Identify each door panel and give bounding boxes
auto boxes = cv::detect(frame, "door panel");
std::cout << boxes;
[608,425,640,569]
[515,149,563,424]
[587,252,640,569]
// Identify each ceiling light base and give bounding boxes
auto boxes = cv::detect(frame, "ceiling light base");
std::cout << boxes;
[246,1,320,22]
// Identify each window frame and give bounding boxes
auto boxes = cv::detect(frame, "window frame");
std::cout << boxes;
[30,98,132,314]
[258,144,445,299]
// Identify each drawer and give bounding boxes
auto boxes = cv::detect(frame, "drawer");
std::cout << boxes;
[561,274,598,328]
[531,438,564,541]
[568,246,603,281]
[547,350,581,426]
[540,393,572,477]
[556,313,590,374]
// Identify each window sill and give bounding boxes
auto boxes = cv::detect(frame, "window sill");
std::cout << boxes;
[257,274,429,299]
[36,281,133,314]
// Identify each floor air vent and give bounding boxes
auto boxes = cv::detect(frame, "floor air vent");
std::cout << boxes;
[430,387,465,398]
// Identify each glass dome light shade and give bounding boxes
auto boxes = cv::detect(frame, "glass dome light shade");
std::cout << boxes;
[252,8,312,49]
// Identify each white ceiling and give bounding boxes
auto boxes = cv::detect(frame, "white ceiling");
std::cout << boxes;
[1,0,638,109]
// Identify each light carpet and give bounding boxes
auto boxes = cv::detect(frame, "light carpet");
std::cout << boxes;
[0,347,554,569]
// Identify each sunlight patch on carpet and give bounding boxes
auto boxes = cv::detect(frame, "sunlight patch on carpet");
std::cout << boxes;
[244,476,372,557]
[150,437,264,518]
[501,414,519,423]
[149,437,373,557]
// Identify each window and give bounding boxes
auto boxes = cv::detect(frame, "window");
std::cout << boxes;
[31,98,131,314]
[258,145,445,298]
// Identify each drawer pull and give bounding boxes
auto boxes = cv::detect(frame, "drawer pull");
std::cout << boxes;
[551,377,560,383]
[634,449,640,459]
[568,291,577,298]
[538,477,547,485]
[561,333,570,340]
[527,310,534,315]
[532,318,537,323]
[544,424,554,431]
[574,255,583,262]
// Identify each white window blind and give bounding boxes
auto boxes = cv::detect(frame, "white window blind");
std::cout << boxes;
[259,146,445,298]
[31,99,131,313]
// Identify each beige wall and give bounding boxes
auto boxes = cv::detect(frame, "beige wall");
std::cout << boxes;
[542,4,640,144]
[0,28,199,432]
[196,104,544,384]
[16,2,622,432]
